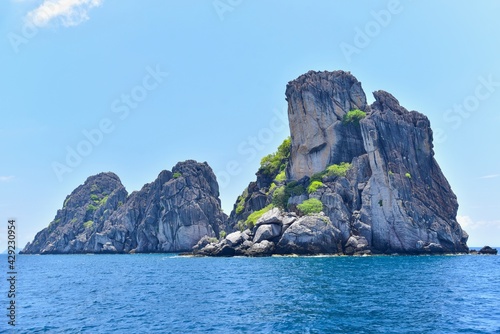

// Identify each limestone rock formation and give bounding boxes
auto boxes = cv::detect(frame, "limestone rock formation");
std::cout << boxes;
[21,160,227,254]
[221,70,469,256]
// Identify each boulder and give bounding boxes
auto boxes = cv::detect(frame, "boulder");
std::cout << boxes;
[253,224,281,243]
[192,235,213,254]
[245,240,275,257]
[276,215,342,255]
[255,207,282,227]
[344,235,369,255]
[225,231,244,247]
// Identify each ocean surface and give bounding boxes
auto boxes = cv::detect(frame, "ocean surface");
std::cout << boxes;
[2,254,499,333]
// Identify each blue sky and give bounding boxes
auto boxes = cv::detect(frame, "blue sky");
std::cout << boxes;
[1,0,499,249]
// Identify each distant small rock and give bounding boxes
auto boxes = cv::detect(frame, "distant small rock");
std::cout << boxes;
[478,246,498,255]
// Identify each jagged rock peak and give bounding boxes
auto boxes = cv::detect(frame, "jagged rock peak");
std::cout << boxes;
[22,160,228,254]
[285,70,364,101]
[21,171,128,254]
[172,160,220,198]
[372,90,411,116]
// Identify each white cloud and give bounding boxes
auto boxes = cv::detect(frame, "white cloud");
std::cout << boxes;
[457,215,500,247]
[0,176,14,182]
[479,174,500,179]
[25,0,103,27]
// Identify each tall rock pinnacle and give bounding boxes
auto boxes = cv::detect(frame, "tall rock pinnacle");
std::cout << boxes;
[285,70,368,180]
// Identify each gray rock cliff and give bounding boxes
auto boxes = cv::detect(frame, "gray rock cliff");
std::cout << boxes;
[22,160,227,254]
[211,70,468,256]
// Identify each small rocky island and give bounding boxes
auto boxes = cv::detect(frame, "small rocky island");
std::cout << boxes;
[21,161,227,254]
[23,70,476,256]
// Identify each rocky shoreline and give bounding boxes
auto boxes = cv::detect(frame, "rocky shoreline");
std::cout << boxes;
[191,207,496,257]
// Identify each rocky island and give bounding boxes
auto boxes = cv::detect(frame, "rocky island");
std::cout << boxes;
[196,70,469,256]
[21,161,227,254]
[23,70,471,256]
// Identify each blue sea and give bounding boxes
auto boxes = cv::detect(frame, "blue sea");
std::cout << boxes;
[2,254,499,333]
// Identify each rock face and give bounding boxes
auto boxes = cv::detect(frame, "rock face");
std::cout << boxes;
[22,160,227,254]
[221,70,469,256]
[286,70,368,180]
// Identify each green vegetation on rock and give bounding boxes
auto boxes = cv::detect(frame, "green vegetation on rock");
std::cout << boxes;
[235,195,245,215]
[173,172,182,179]
[307,181,324,194]
[405,173,412,179]
[326,162,351,178]
[343,109,366,125]
[245,204,273,229]
[259,137,291,178]
[87,204,97,213]
[83,220,94,229]
[297,198,323,215]
[219,231,227,239]
[309,162,352,182]
[268,182,277,194]
[272,186,287,209]
[236,220,246,232]
[274,170,286,182]
[285,181,305,197]
[99,195,108,206]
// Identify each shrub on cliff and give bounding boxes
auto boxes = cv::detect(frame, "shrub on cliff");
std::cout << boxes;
[325,162,351,178]
[343,109,366,125]
[272,186,287,209]
[307,181,324,194]
[259,137,291,178]
[245,204,273,229]
[297,198,323,215]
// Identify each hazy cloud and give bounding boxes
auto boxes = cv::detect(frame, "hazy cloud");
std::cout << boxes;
[26,0,103,27]
[458,215,500,246]
[479,174,500,179]
[0,176,15,182]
